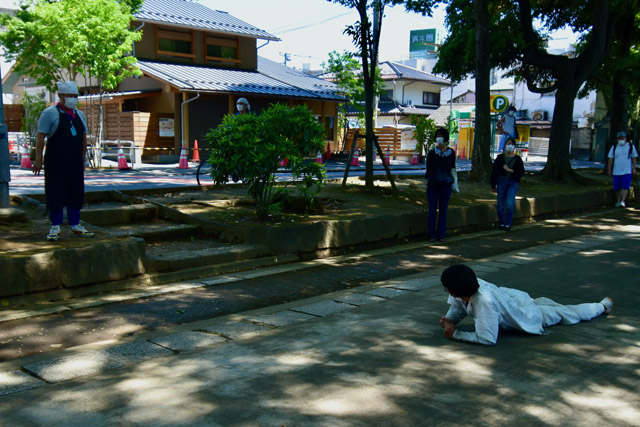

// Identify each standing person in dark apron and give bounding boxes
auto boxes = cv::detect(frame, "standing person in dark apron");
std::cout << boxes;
[32,81,94,241]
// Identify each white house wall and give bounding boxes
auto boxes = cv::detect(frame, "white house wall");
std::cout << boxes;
[388,81,444,106]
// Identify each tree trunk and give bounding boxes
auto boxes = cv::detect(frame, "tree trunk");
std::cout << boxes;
[541,80,583,182]
[469,0,492,182]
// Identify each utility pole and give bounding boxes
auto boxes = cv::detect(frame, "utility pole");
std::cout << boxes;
[0,62,10,208]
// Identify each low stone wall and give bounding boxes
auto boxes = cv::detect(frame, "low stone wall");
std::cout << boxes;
[4,238,146,297]
[240,189,620,254]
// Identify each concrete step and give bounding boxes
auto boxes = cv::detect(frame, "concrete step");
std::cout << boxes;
[81,204,159,226]
[100,221,201,242]
[144,240,270,272]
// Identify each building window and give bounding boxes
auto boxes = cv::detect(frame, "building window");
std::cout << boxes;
[206,35,240,66]
[381,89,394,101]
[157,28,194,60]
[422,91,440,106]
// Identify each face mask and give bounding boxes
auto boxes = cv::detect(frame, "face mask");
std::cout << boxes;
[505,144,515,152]
[508,111,515,117]
[64,97,78,109]
[236,104,245,112]
[618,139,626,146]
[436,137,445,145]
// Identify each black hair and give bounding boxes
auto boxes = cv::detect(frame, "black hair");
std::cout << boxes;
[435,127,450,142]
[441,264,479,297]
[508,106,516,112]
[505,138,516,146]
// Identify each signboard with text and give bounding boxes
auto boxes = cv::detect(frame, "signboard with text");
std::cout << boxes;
[409,29,440,52]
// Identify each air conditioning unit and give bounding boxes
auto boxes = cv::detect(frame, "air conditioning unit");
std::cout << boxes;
[516,109,528,119]
[532,110,548,121]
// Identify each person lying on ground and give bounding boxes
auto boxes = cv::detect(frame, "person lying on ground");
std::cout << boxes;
[438,264,613,345]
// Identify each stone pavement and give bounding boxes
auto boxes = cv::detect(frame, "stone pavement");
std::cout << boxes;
[0,219,637,425]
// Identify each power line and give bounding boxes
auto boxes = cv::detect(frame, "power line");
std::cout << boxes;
[268,12,350,35]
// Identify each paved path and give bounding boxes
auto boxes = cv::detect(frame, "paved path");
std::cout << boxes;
[0,216,637,425]
[6,156,604,195]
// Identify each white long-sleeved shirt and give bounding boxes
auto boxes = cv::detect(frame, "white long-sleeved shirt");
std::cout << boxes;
[445,279,544,345]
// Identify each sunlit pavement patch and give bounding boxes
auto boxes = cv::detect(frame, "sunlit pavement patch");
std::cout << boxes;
[22,341,172,383]
[0,370,44,396]
[334,293,386,306]
[149,331,228,352]
[365,288,410,299]
[198,321,273,340]
[289,300,355,317]
[247,310,316,327]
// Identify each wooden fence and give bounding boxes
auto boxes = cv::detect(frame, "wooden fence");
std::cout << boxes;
[4,105,24,132]
[81,105,175,156]
[345,127,417,159]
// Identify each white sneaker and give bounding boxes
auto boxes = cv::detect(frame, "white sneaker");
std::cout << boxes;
[600,297,614,315]
[47,225,61,241]
[69,224,95,238]
[620,201,626,208]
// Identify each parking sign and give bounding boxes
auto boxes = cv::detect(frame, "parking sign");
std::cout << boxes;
[490,95,509,113]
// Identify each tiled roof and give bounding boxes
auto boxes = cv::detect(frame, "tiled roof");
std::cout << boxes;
[135,0,279,40]
[379,61,450,86]
[136,60,345,101]
[257,57,343,99]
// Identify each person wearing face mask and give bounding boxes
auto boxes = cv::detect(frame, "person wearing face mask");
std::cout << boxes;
[426,127,458,242]
[33,81,94,241]
[438,264,613,345]
[491,137,525,231]
[496,105,518,154]
[607,131,637,208]
[235,97,250,115]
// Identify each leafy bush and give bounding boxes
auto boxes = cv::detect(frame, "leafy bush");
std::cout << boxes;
[205,104,327,218]
[411,115,437,155]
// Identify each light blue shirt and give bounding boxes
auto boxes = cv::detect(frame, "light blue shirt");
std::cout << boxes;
[38,105,87,137]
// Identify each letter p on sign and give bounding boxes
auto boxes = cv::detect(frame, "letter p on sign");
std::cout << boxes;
[491,95,509,113]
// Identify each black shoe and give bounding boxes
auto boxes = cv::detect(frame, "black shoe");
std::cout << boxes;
[429,238,436,242]
[438,238,446,242]
[504,225,511,232]
[498,224,505,230]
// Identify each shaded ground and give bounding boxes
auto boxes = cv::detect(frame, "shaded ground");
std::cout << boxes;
[146,169,613,226]
[0,207,636,362]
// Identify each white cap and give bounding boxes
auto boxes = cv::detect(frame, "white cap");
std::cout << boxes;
[57,81,79,95]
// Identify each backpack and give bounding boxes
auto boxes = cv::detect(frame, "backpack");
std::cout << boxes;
[612,143,632,159]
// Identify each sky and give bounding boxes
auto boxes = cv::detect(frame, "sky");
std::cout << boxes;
[0,0,578,78]
[201,0,578,72]
[200,0,450,70]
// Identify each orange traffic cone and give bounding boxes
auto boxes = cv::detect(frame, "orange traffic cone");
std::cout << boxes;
[460,145,466,160]
[315,151,323,164]
[191,140,200,163]
[409,150,419,165]
[351,148,360,166]
[384,145,391,165]
[324,142,332,159]
[20,142,32,169]
[117,145,130,170]
[177,144,189,169]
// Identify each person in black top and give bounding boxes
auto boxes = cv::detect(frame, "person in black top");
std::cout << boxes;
[426,128,458,242]
[490,138,525,231]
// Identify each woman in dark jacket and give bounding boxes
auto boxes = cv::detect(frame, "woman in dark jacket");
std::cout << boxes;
[491,138,525,231]
[426,128,457,242]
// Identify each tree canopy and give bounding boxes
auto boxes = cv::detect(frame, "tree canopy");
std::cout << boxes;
[0,0,142,92]
[428,0,632,182]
